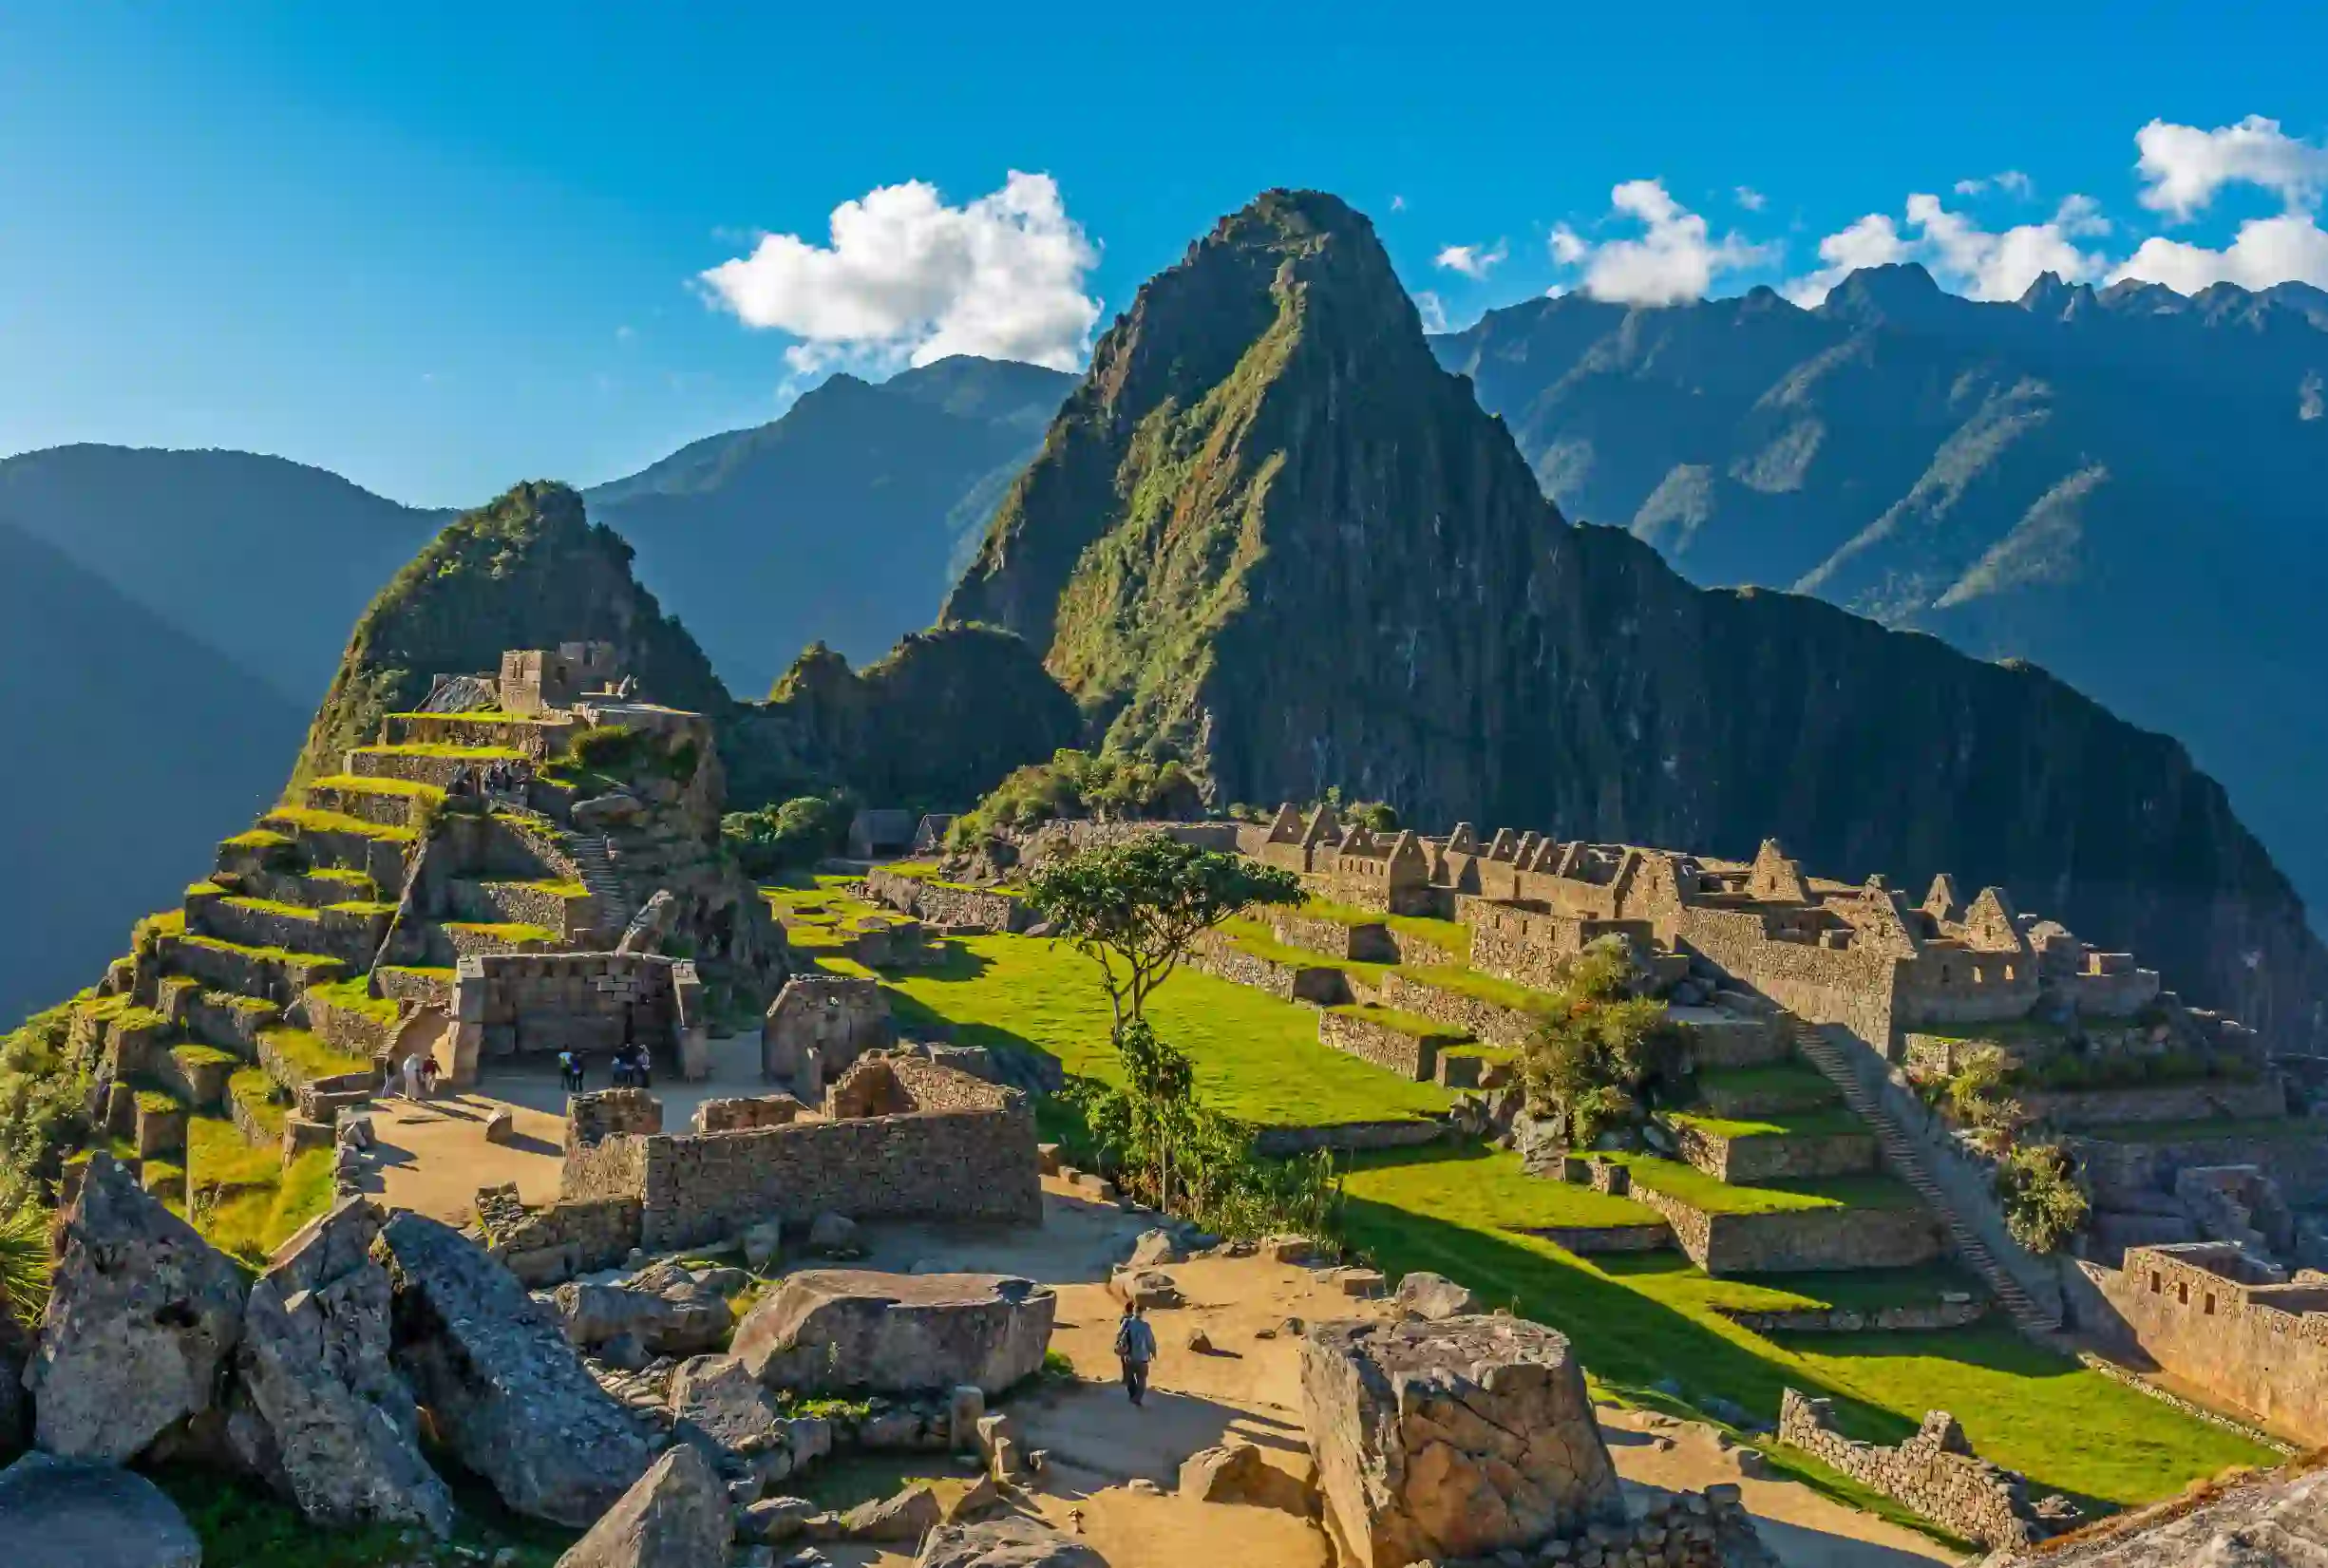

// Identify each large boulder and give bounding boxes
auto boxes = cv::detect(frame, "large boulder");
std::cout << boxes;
[551,1280,732,1356]
[733,1270,1054,1397]
[28,1153,246,1461]
[842,1482,943,1541]
[373,1211,650,1526]
[553,1443,729,1568]
[916,1516,1108,1567]
[228,1199,454,1535]
[1298,1314,1625,1568]
[1392,1271,1482,1321]
[1991,1456,2328,1567]
[0,1451,201,1568]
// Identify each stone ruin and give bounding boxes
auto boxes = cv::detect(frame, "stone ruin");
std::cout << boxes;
[445,949,711,1087]
[761,973,895,1099]
[1298,1313,1774,1568]
[1777,1389,2077,1549]
[2079,1239,2328,1447]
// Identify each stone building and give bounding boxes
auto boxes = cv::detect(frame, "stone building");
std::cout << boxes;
[762,974,895,1098]
[2080,1240,2328,1445]
[498,642,627,716]
[553,1053,1042,1251]
[445,952,710,1087]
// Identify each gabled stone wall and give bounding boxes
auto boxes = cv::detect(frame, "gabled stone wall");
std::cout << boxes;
[1778,1390,2072,1548]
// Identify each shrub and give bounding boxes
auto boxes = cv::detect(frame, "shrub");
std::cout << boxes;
[955,748,1204,841]
[724,794,852,877]
[1519,937,1683,1147]
[0,1202,51,1329]
[0,1004,90,1214]
[1997,1142,2090,1254]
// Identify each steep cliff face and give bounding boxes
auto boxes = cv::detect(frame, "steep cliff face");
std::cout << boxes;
[946,189,2328,1051]
[724,625,1083,814]
[294,481,728,784]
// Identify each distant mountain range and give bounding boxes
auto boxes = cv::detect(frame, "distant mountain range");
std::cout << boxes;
[586,356,1072,693]
[1429,264,2328,934]
[0,516,304,1027]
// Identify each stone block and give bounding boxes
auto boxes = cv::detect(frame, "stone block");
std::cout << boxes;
[1298,1314,1624,1567]
[733,1270,1056,1396]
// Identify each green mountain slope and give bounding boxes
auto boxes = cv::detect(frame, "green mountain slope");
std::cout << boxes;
[0,516,304,1026]
[1430,266,2328,932]
[589,356,1071,693]
[947,188,2328,1053]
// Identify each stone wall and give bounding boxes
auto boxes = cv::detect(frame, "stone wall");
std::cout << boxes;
[1193,937,1354,1006]
[2080,1243,2328,1445]
[1273,913,1398,962]
[1376,971,1536,1047]
[1674,906,1902,1051]
[692,1095,806,1133]
[762,974,895,1093]
[472,1181,642,1284]
[1777,1390,2071,1548]
[558,1062,1042,1252]
[1627,1185,1941,1275]
[2073,1131,2328,1211]
[861,868,1032,933]
[1715,1299,1986,1333]
[447,951,707,1085]
[1251,1120,1446,1157]
[1673,1123,1877,1183]
[1317,1009,1455,1081]
[2018,1077,2285,1128]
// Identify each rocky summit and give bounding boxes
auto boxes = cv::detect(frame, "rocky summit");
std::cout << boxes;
[947,188,2328,1051]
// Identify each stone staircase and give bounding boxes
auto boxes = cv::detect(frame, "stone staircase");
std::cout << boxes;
[1786,1017,2063,1335]
[564,830,633,942]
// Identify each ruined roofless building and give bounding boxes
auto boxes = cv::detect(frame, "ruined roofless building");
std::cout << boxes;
[498,642,627,717]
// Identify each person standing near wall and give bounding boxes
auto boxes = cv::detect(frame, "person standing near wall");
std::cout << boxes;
[1114,1299,1157,1407]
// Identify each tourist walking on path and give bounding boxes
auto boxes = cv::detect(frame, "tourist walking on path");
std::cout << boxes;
[558,1049,584,1093]
[418,1056,441,1098]
[401,1050,426,1100]
[1114,1300,1157,1407]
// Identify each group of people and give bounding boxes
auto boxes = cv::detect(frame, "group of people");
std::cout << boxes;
[389,1049,441,1100]
[445,757,535,807]
[556,1042,653,1093]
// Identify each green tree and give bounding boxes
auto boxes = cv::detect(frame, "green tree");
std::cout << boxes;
[1518,936,1683,1146]
[1026,836,1304,1030]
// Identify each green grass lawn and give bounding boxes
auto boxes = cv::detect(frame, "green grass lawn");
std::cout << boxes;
[1666,1106,1872,1142]
[1327,1002,1467,1042]
[873,935,1450,1128]
[1296,897,1474,963]
[1691,1062,1842,1108]
[1334,1144,2275,1511]
[1608,1153,1921,1215]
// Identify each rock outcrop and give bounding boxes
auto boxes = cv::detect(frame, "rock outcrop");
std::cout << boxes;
[0,1451,202,1568]
[28,1153,246,1462]
[1985,1452,2328,1567]
[1298,1314,1625,1568]
[227,1198,454,1536]
[552,1443,730,1568]
[734,1270,1055,1396]
[373,1211,650,1526]
[552,1279,732,1357]
[916,1516,1109,1568]
[1178,1440,1312,1517]
[942,187,2328,1053]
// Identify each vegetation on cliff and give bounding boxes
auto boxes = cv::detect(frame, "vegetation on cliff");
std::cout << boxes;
[293,481,724,785]
[943,187,2328,1052]
[953,748,1202,841]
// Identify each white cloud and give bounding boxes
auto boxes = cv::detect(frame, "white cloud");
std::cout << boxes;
[1997,169,2035,198]
[1550,179,1774,306]
[1434,239,1508,278]
[1954,179,1987,197]
[1391,194,1407,212]
[1411,290,1450,333]
[1785,192,2110,306]
[1781,213,1912,306]
[2134,115,2328,220]
[2112,212,2328,292]
[1735,186,1766,211]
[698,171,1101,372]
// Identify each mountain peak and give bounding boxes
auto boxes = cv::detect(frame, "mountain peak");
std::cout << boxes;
[1815,261,1949,326]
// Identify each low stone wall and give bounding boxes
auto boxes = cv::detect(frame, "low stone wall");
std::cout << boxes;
[1521,1222,1675,1254]
[1377,972,1537,1047]
[862,868,1032,933]
[1318,1009,1458,1081]
[693,1094,806,1133]
[1629,1185,1942,1275]
[177,989,277,1057]
[1716,1299,1986,1333]
[1673,1123,1876,1183]
[1252,1120,1445,1157]
[2020,1076,2285,1128]
[449,951,703,1074]
[1193,939,1352,1005]
[445,878,588,940]
[1274,912,1398,962]
[1777,1390,2069,1548]
[560,1061,1043,1252]
[303,986,401,1061]
[382,711,566,757]
[472,1181,642,1285]
[1669,1008,1789,1069]
[374,965,455,1009]
[2073,1129,2328,1210]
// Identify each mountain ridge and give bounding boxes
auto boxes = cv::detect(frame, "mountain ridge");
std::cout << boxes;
[948,187,2328,1052]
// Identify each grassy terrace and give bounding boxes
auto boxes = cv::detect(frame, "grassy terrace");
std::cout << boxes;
[1666,1106,1872,1142]
[264,805,418,843]
[1326,1002,1467,1041]
[353,741,530,761]
[308,975,400,1027]
[445,920,561,946]
[1334,1143,2274,1513]
[869,934,1451,1128]
[1692,1061,1841,1106]
[220,827,293,852]
[228,1067,286,1139]
[260,1025,371,1085]
[311,771,445,801]
[186,1113,282,1197]
[1295,897,1474,963]
[1606,1153,1921,1215]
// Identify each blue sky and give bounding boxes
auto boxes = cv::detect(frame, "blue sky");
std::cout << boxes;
[3,2,2322,506]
